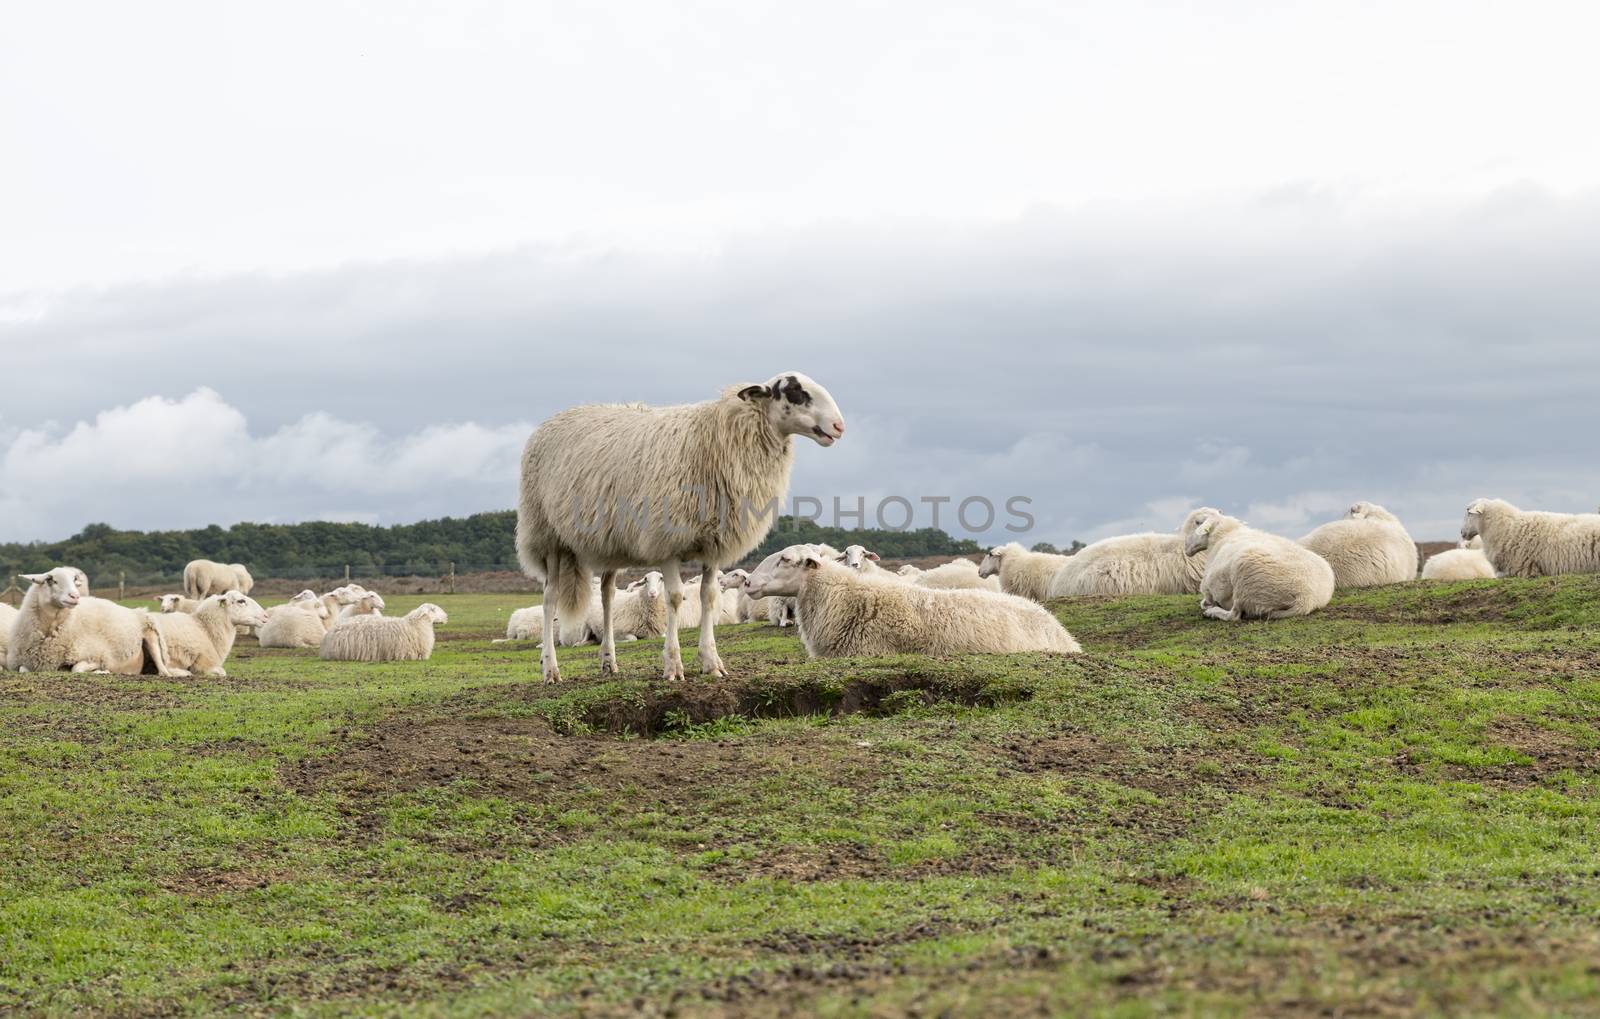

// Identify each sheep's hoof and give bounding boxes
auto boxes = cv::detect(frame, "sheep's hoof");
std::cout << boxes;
[699,653,727,678]
[209,668,227,678]
[166,669,193,679]
[599,655,618,677]
[542,667,562,684]
[662,658,686,682]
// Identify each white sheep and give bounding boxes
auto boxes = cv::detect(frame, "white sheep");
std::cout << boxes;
[978,543,1071,602]
[1046,508,1220,599]
[336,590,386,622]
[7,567,155,674]
[896,564,924,578]
[1460,498,1600,577]
[0,602,18,665]
[1420,537,1496,581]
[743,547,1080,657]
[258,596,334,648]
[142,592,269,678]
[184,560,240,599]
[1298,501,1417,588]
[157,594,202,613]
[1185,513,1335,621]
[505,605,544,641]
[909,558,1001,592]
[229,564,255,596]
[320,604,449,662]
[718,568,774,622]
[517,372,845,682]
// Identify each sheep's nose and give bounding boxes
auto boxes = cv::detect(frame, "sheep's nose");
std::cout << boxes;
[833,420,845,437]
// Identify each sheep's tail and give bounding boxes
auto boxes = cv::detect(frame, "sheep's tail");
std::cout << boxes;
[547,550,591,632]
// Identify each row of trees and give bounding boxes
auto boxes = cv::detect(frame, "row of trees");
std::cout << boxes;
[0,513,1059,584]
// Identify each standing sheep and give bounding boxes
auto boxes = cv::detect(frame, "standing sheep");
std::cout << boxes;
[1460,499,1600,577]
[1421,537,1496,581]
[321,604,449,662]
[143,592,269,678]
[1298,501,1417,588]
[229,564,255,596]
[7,568,155,674]
[183,560,240,600]
[742,547,1081,658]
[1047,508,1220,599]
[517,372,846,682]
[978,543,1071,602]
[1185,514,1335,621]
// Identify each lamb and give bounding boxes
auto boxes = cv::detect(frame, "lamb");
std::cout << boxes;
[1184,513,1335,621]
[184,559,241,599]
[718,569,773,622]
[742,546,1081,657]
[1421,537,1496,581]
[0,603,17,664]
[142,591,269,678]
[258,596,334,648]
[1046,508,1220,599]
[517,371,845,682]
[978,543,1071,602]
[909,558,1001,592]
[157,594,202,613]
[1297,501,1418,588]
[320,604,449,662]
[7,567,155,674]
[336,591,386,622]
[1460,498,1600,578]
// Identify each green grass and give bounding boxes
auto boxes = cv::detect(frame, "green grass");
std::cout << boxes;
[3,577,1600,1016]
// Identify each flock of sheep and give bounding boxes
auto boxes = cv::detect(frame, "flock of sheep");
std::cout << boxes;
[5,367,1599,684]
[0,559,449,677]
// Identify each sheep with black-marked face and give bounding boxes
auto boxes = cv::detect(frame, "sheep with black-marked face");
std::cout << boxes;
[517,371,845,683]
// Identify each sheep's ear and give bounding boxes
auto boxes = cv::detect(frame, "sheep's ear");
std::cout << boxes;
[803,556,821,571]
[866,551,880,561]
[21,573,47,585]
[736,384,770,402]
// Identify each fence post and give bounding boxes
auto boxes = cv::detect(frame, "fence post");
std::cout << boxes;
[448,562,456,595]
[119,571,126,602]
[345,564,351,583]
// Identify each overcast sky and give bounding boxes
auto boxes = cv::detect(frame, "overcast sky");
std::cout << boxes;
[4,1,1600,548]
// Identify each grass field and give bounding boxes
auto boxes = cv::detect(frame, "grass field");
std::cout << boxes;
[3,578,1600,1017]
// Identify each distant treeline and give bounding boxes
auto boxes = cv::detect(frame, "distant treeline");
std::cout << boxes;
[0,513,1011,584]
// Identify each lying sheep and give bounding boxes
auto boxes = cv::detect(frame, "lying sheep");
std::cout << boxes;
[744,547,1080,657]
[1461,498,1600,577]
[0,602,17,664]
[1298,501,1417,588]
[8,567,155,674]
[910,558,1001,592]
[506,605,543,641]
[978,543,1071,602]
[336,591,386,622]
[258,596,334,648]
[321,604,449,662]
[157,594,202,614]
[1421,537,1496,581]
[517,372,846,682]
[896,564,923,578]
[1185,513,1334,621]
[1047,508,1220,599]
[143,592,269,677]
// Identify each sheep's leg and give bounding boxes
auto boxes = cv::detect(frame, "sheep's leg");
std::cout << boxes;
[1203,603,1240,622]
[662,562,686,681]
[70,661,101,673]
[697,564,726,677]
[598,569,619,676]
[540,554,562,684]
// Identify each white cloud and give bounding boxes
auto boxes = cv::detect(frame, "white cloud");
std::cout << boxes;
[0,389,528,542]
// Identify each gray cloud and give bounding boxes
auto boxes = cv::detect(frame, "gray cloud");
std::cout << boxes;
[4,187,1600,545]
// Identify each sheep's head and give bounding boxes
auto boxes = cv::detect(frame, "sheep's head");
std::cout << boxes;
[743,545,824,598]
[1460,498,1502,541]
[896,564,923,577]
[1184,514,1226,556]
[627,571,665,604]
[219,591,270,628]
[1461,536,1484,550]
[24,567,84,609]
[1348,501,1398,523]
[158,594,186,613]
[289,589,318,604]
[736,372,846,447]
[838,544,880,570]
[1180,507,1223,536]
[717,569,749,591]
[978,542,1023,578]
[411,603,448,626]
